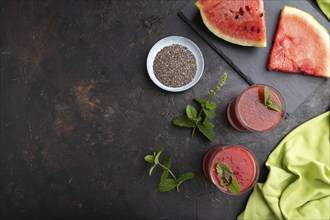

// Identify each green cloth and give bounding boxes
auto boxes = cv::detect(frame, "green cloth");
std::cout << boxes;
[238,111,330,220]
[317,0,330,20]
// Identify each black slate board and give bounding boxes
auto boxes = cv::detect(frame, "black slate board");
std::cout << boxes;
[179,0,329,114]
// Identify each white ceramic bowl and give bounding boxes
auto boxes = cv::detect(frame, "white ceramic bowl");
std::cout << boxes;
[146,36,204,92]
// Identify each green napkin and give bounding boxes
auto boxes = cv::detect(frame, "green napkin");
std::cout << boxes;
[317,0,330,20]
[238,111,330,220]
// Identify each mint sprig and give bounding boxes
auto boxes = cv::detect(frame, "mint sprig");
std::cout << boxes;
[216,162,240,194]
[172,72,227,141]
[145,147,195,192]
[264,86,281,112]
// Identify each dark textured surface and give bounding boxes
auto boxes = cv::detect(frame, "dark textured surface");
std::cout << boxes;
[0,0,329,219]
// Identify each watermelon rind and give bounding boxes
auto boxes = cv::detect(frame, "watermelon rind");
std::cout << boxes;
[196,0,267,47]
[268,6,330,78]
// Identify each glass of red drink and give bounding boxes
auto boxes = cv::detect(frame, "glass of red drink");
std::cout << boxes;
[227,84,286,132]
[203,145,259,195]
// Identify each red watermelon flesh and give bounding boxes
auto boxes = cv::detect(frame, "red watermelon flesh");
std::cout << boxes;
[268,6,330,78]
[196,0,267,47]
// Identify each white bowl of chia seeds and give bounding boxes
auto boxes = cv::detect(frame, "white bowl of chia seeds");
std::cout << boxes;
[146,36,204,92]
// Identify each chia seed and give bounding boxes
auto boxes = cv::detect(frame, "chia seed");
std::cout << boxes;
[153,44,197,88]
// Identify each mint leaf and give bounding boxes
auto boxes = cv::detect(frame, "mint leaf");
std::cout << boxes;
[176,172,195,192]
[203,118,215,128]
[146,148,194,193]
[216,162,240,194]
[264,86,281,112]
[197,124,215,141]
[203,108,215,119]
[194,97,207,106]
[162,154,171,169]
[177,172,195,184]
[186,105,197,119]
[192,116,202,123]
[144,155,155,164]
[205,101,216,110]
[264,86,270,104]
[216,163,224,176]
[172,72,227,142]
[220,176,230,186]
[216,72,227,92]
[149,164,157,176]
[160,169,169,183]
[227,176,240,194]
[158,178,177,192]
[172,116,196,128]
[267,100,281,112]
[208,89,216,96]
[217,162,233,174]
[154,148,163,164]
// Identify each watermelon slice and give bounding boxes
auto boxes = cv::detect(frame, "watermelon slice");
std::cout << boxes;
[196,0,267,47]
[268,6,330,78]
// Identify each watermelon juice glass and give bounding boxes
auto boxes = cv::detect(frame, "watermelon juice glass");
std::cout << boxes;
[227,84,286,132]
[203,145,259,195]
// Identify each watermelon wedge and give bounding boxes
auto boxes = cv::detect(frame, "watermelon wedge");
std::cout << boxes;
[268,6,330,78]
[196,0,267,47]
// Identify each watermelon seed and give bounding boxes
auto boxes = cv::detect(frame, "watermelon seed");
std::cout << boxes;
[235,15,239,19]
[239,8,244,16]
[251,26,255,32]
[257,28,260,33]
[260,13,264,17]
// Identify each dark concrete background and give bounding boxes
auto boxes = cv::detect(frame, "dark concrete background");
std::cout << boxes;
[1,0,329,219]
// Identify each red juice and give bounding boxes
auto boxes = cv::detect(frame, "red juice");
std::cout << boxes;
[203,145,259,195]
[227,84,286,132]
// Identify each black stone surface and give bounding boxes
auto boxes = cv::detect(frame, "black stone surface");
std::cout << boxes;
[1,0,329,220]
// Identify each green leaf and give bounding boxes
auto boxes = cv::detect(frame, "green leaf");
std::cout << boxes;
[158,178,177,192]
[227,176,240,194]
[197,124,215,141]
[216,72,227,92]
[186,105,197,119]
[268,102,281,112]
[176,172,194,192]
[266,99,281,112]
[203,108,215,119]
[160,154,171,182]
[264,86,281,112]
[192,116,202,123]
[177,172,195,184]
[217,162,233,174]
[220,176,230,186]
[205,101,216,110]
[149,163,157,176]
[264,86,270,104]
[194,98,207,106]
[203,118,215,128]
[160,169,169,183]
[162,154,171,170]
[172,116,196,128]
[208,89,216,97]
[154,148,163,164]
[144,155,155,164]
[216,163,224,176]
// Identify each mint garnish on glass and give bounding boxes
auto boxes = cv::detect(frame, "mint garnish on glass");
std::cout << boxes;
[216,162,240,194]
[263,86,281,112]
